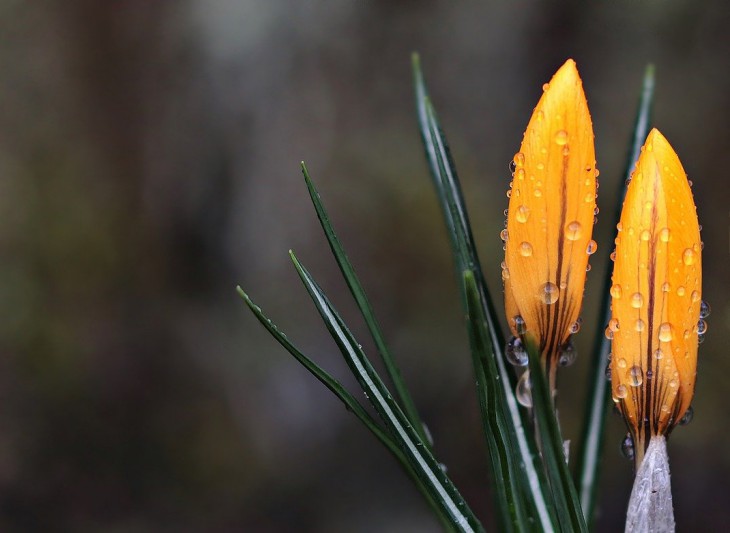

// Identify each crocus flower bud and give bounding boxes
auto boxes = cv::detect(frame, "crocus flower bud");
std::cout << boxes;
[503,59,597,394]
[609,128,702,467]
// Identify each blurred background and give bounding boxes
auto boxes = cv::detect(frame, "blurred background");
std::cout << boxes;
[0,1,728,531]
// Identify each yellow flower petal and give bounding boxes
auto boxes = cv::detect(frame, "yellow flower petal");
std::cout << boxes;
[504,59,597,386]
[610,128,701,466]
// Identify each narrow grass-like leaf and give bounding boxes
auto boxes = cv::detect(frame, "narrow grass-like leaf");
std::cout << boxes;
[574,64,655,524]
[525,338,588,533]
[300,162,430,448]
[289,251,485,533]
[463,270,525,531]
[237,286,452,528]
[413,53,556,531]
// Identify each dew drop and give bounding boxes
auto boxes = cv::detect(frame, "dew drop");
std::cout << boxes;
[698,333,706,344]
[501,267,510,281]
[554,130,569,145]
[697,319,708,335]
[610,250,617,262]
[654,348,664,360]
[700,300,711,318]
[604,327,613,340]
[630,292,643,309]
[615,384,628,400]
[513,315,527,335]
[682,248,696,265]
[627,365,643,387]
[515,168,525,181]
[505,336,529,367]
[534,189,542,198]
[565,221,582,241]
[635,319,646,332]
[640,230,651,242]
[677,286,686,297]
[610,284,622,299]
[661,282,671,293]
[659,227,671,242]
[586,240,598,255]
[514,152,525,167]
[538,282,560,304]
[519,241,533,257]
[515,204,530,223]
[508,160,516,173]
[679,405,694,426]
[516,371,533,407]
[605,365,612,381]
[558,343,577,367]
[568,318,582,334]
[616,222,623,232]
[691,290,701,303]
[620,433,634,460]
[542,83,550,92]
[609,318,620,332]
[658,323,673,342]
[668,378,679,389]
[500,229,509,242]
[585,264,592,272]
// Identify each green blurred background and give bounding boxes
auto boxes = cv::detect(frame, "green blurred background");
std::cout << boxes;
[1,1,728,531]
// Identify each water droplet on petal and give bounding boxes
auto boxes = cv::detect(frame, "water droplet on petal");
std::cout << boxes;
[659,227,671,242]
[516,371,533,407]
[691,290,701,303]
[554,130,569,145]
[538,282,559,304]
[659,323,673,342]
[610,284,622,299]
[661,282,671,293]
[610,250,617,262]
[513,315,527,335]
[627,366,643,387]
[682,248,696,265]
[609,318,620,332]
[654,348,664,360]
[505,336,528,367]
[630,292,643,309]
[617,358,627,369]
[514,152,525,167]
[605,365,612,381]
[542,83,550,92]
[697,319,708,335]
[500,229,509,242]
[615,384,628,400]
[620,433,634,460]
[565,221,582,241]
[641,230,651,242]
[677,286,686,297]
[679,405,694,426]
[700,300,711,318]
[586,240,598,255]
[534,189,542,198]
[568,318,582,334]
[558,343,577,367]
[519,241,533,257]
[635,319,645,332]
[604,327,613,340]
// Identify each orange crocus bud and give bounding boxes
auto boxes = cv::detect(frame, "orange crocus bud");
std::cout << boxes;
[609,128,702,467]
[503,59,597,396]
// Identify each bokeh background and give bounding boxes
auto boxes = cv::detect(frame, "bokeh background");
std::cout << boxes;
[1,1,728,531]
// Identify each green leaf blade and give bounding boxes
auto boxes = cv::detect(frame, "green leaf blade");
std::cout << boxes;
[300,162,431,449]
[413,53,556,532]
[289,253,485,533]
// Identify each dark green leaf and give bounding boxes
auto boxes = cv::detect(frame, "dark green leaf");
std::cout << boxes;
[289,252,485,533]
[413,53,556,531]
[300,162,430,448]
[237,286,451,528]
[525,338,588,533]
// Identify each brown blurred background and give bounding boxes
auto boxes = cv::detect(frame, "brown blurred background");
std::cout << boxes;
[0,1,728,531]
